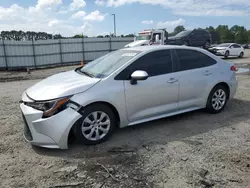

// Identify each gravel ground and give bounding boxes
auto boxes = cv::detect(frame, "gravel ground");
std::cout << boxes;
[0,50,250,188]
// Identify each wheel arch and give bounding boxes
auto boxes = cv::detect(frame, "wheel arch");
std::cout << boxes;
[81,101,121,127]
[208,82,230,100]
[68,101,121,146]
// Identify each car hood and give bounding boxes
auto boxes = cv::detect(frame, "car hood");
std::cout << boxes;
[211,47,227,50]
[125,40,149,47]
[26,70,101,101]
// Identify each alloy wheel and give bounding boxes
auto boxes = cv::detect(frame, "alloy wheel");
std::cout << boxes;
[212,89,226,110]
[81,111,111,141]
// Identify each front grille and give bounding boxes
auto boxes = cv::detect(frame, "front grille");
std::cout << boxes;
[22,114,33,141]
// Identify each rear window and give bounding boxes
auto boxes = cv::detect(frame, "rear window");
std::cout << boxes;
[176,49,216,71]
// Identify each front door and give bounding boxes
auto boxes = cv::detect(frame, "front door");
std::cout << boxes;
[119,50,179,123]
[230,44,241,56]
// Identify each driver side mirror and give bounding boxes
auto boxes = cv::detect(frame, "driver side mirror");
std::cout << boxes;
[130,70,148,85]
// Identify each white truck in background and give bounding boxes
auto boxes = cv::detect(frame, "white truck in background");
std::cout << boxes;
[124,29,168,48]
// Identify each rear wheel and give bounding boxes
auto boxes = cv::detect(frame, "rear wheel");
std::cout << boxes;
[75,104,116,145]
[224,51,229,58]
[239,52,244,58]
[206,85,229,114]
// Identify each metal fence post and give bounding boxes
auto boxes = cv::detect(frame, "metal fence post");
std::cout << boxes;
[2,40,8,70]
[109,37,112,52]
[82,37,85,62]
[59,39,63,65]
[32,39,37,68]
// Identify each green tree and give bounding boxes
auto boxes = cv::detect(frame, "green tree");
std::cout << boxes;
[97,35,104,38]
[73,34,83,38]
[174,25,185,34]
[205,26,220,43]
[125,34,135,37]
[247,30,250,43]
[216,25,234,43]
[230,25,248,44]
[53,34,63,39]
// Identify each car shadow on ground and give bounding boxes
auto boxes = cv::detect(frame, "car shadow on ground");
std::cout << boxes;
[33,98,250,158]
[221,57,248,60]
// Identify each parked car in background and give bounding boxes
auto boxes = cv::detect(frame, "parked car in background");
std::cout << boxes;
[241,44,249,49]
[20,45,237,149]
[209,43,244,58]
[166,29,212,48]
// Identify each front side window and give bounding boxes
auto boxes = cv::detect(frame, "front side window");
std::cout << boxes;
[79,50,141,78]
[176,49,216,71]
[136,35,151,40]
[115,50,173,80]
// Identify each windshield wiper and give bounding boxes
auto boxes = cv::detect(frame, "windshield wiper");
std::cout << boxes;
[81,70,95,78]
[76,68,95,78]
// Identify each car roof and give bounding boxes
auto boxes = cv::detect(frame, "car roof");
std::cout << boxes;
[220,43,234,45]
[122,45,206,52]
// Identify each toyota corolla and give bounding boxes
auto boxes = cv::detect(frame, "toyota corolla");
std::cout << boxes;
[20,45,237,149]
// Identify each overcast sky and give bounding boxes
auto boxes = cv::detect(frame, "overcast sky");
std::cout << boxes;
[0,0,249,37]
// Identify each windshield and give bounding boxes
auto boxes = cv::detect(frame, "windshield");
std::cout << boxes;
[217,43,231,47]
[176,30,192,37]
[136,35,151,40]
[79,50,141,78]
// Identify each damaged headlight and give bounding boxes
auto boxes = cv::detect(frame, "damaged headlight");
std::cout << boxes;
[25,96,71,118]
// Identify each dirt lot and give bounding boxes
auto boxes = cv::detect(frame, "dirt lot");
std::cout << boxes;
[0,50,250,188]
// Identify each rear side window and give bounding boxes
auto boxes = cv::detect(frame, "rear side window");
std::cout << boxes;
[175,49,216,71]
[115,50,173,80]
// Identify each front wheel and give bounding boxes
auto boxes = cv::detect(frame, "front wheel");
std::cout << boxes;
[239,52,244,58]
[75,104,116,145]
[224,51,229,58]
[206,85,229,114]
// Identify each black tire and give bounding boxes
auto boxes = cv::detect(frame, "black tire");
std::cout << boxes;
[206,85,229,114]
[75,104,116,145]
[239,52,244,58]
[224,51,229,58]
[204,40,210,49]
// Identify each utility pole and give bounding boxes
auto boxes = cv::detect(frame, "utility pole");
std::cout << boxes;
[112,14,116,37]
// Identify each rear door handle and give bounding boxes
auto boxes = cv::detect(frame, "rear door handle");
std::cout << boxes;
[167,78,178,83]
[204,71,212,76]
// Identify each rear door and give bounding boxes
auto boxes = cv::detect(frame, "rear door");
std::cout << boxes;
[232,44,242,56]
[229,44,239,56]
[172,49,217,110]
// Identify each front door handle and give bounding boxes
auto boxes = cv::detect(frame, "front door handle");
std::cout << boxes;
[167,78,178,83]
[204,71,212,76]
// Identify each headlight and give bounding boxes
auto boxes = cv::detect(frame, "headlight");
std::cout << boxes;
[25,96,71,118]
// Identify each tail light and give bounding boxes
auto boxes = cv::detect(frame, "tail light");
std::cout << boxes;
[230,65,237,71]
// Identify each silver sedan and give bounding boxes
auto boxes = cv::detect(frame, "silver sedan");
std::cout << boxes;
[20,45,237,149]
